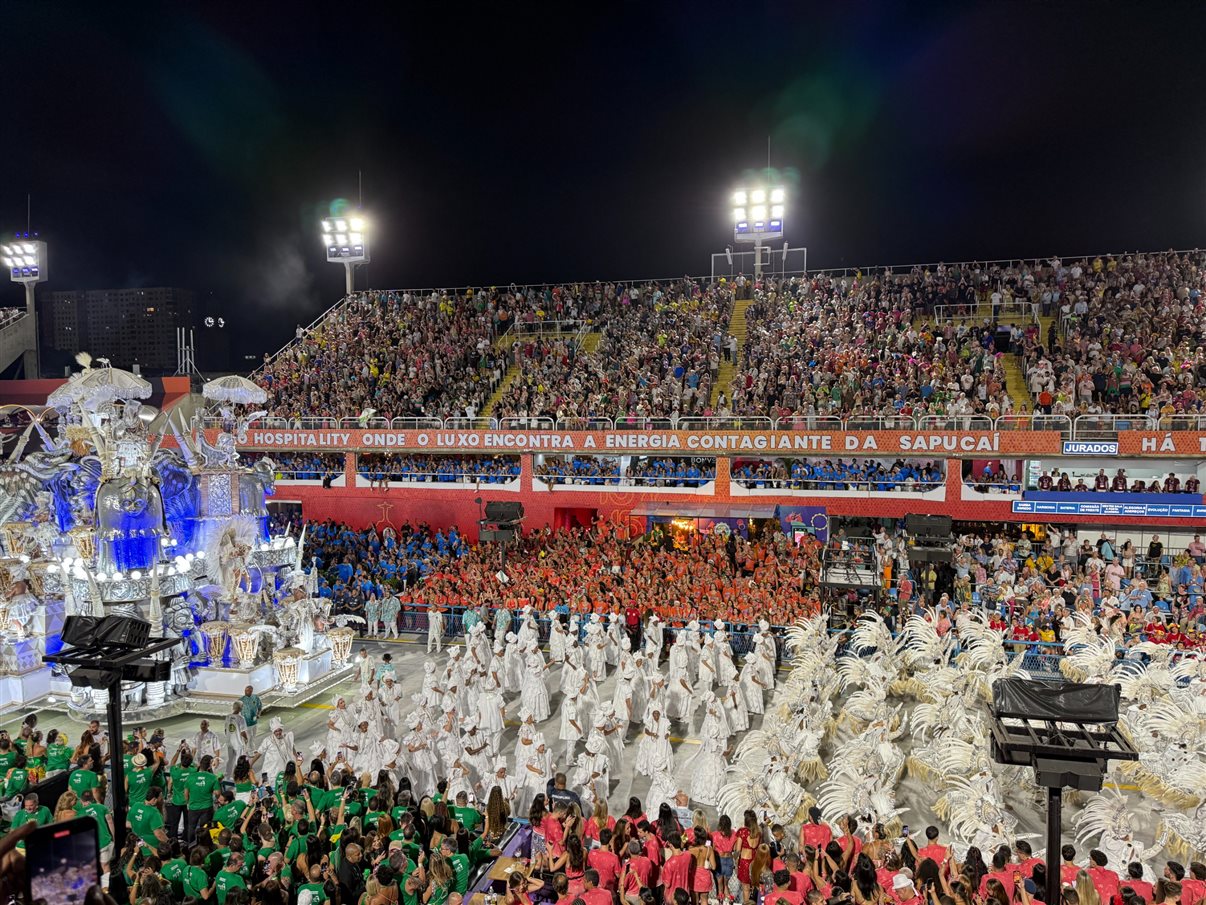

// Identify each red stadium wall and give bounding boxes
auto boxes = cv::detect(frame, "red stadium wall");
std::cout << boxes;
[269,455,1206,538]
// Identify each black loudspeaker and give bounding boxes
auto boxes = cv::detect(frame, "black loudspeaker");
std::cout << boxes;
[484,501,524,523]
[906,514,952,538]
[61,616,101,647]
[93,615,151,649]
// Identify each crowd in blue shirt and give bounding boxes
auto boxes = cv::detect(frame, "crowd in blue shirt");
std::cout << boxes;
[241,451,345,480]
[301,519,467,614]
[534,456,716,487]
[357,453,520,485]
[734,457,944,491]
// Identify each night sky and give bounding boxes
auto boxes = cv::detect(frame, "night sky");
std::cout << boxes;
[5,1,1206,363]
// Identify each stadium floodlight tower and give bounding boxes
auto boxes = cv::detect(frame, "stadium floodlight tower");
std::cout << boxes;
[1,231,47,377]
[731,185,785,279]
[320,213,369,296]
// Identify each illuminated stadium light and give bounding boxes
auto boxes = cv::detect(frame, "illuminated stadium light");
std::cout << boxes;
[320,213,370,295]
[730,184,785,277]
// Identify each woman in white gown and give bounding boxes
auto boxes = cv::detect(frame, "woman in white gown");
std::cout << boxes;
[721,679,749,735]
[548,618,568,664]
[513,707,538,765]
[559,688,584,765]
[585,617,607,681]
[635,706,673,777]
[666,636,694,722]
[604,614,623,666]
[561,645,585,698]
[611,658,637,728]
[739,651,767,715]
[503,633,524,693]
[420,662,444,711]
[592,705,626,775]
[630,652,649,717]
[403,713,439,794]
[572,734,611,808]
[515,734,551,816]
[715,636,739,686]
[324,697,357,760]
[686,692,728,807]
[755,621,777,689]
[520,644,551,723]
[476,666,507,755]
[697,636,719,690]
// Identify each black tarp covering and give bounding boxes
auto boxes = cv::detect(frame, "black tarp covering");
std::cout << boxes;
[992,677,1119,722]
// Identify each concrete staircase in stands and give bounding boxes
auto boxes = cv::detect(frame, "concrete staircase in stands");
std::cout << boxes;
[710,295,754,408]
[479,329,602,421]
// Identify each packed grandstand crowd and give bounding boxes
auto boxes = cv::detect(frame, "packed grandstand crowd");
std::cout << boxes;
[732,458,944,492]
[357,454,521,485]
[535,457,717,488]
[255,250,1206,427]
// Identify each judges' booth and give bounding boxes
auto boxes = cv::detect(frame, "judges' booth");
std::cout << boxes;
[631,504,781,551]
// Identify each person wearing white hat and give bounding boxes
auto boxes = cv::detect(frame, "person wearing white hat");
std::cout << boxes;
[476,661,506,757]
[630,652,649,716]
[548,617,569,665]
[420,661,444,711]
[604,613,622,667]
[685,692,728,807]
[755,621,777,690]
[403,713,437,794]
[516,609,539,649]
[461,718,491,787]
[560,643,585,699]
[559,687,584,765]
[571,733,611,810]
[666,633,694,723]
[469,621,491,671]
[721,677,749,735]
[512,707,538,769]
[715,630,739,685]
[514,733,551,816]
[683,620,702,683]
[591,705,625,778]
[611,656,637,732]
[697,635,718,690]
[520,642,551,723]
[643,612,664,661]
[323,697,356,762]
[634,704,673,778]
[427,598,444,653]
[584,616,607,681]
[739,644,768,715]
[489,758,516,804]
[250,716,295,781]
[378,673,404,737]
[503,632,523,694]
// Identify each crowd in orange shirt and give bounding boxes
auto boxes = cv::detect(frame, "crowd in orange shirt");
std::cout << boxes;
[406,522,824,628]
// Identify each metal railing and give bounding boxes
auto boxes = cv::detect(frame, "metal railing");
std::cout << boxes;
[226,412,1179,441]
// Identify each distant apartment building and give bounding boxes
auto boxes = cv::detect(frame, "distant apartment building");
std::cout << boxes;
[42,287,196,373]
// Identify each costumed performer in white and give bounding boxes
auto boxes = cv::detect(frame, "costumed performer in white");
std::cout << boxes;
[572,734,611,811]
[686,691,728,807]
[251,717,296,781]
[427,602,444,653]
[403,713,438,795]
[516,734,551,816]
[520,642,551,723]
[560,687,585,765]
[666,633,695,722]
[635,704,673,778]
